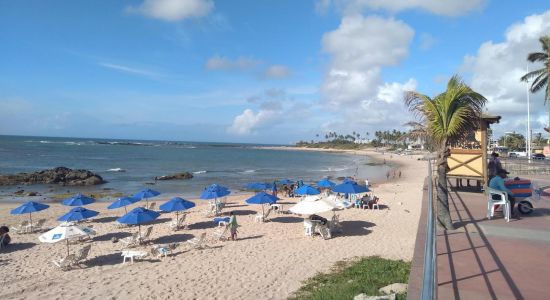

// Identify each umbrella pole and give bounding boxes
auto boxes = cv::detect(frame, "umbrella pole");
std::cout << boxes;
[176,212,179,229]
[29,212,33,233]
[124,206,127,214]
[138,224,141,240]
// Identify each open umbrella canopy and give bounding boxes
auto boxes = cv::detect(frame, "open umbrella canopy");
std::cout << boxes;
[289,198,337,215]
[57,206,99,222]
[39,224,96,243]
[133,189,161,200]
[62,194,96,206]
[295,185,320,195]
[108,196,139,210]
[10,201,49,215]
[245,182,273,191]
[160,197,196,212]
[117,207,160,225]
[278,179,294,185]
[200,184,231,199]
[332,182,369,194]
[245,192,279,205]
[343,177,357,184]
[316,178,336,188]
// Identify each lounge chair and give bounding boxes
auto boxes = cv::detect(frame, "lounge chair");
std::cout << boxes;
[316,224,332,240]
[139,226,154,244]
[121,250,148,264]
[187,232,207,250]
[169,214,187,231]
[212,226,228,242]
[120,232,140,248]
[52,254,77,271]
[254,207,272,223]
[72,245,92,267]
[147,202,156,211]
[329,214,343,234]
[11,221,30,234]
[151,243,178,259]
[30,219,47,232]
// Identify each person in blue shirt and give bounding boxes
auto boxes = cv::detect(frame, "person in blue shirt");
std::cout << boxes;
[489,169,519,219]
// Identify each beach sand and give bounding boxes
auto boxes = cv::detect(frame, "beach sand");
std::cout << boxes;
[0,150,427,299]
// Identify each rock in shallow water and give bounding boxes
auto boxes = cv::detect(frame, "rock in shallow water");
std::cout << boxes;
[0,166,106,186]
[154,172,193,181]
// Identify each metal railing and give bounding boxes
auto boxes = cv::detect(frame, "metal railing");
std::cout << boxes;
[501,158,550,175]
[421,158,436,300]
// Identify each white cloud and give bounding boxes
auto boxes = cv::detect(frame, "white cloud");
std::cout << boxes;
[127,0,214,22]
[419,32,436,50]
[461,10,550,136]
[227,108,281,135]
[263,65,291,79]
[99,62,162,78]
[205,55,260,71]
[377,79,417,103]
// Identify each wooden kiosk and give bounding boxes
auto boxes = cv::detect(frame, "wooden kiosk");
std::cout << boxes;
[447,114,501,187]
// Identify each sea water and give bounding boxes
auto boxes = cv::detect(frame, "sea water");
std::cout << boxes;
[0,135,391,200]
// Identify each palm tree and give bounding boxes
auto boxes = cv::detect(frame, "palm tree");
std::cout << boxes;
[404,75,486,230]
[521,36,550,132]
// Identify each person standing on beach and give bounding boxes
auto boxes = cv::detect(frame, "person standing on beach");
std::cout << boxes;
[228,211,239,241]
[272,182,277,197]
[386,171,390,180]
[398,170,402,178]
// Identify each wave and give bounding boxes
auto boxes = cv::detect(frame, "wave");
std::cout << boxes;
[106,168,126,172]
[315,166,351,172]
[241,169,256,174]
[193,170,207,174]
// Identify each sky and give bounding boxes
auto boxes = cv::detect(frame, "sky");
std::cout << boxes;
[1,0,550,144]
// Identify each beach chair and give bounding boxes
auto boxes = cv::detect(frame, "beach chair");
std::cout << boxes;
[139,226,154,244]
[329,214,343,234]
[303,219,315,236]
[29,219,47,232]
[52,254,77,271]
[0,233,7,249]
[11,220,30,234]
[121,250,148,264]
[254,208,272,223]
[73,245,92,267]
[151,243,178,259]
[147,202,156,211]
[169,214,187,231]
[316,224,332,240]
[187,232,207,250]
[487,188,510,222]
[120,232,140,248]
[212,226,228,242]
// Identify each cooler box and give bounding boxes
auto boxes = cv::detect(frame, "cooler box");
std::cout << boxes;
[504,179,532,197]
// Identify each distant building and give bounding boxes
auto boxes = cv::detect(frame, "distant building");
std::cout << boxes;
[354,138,371,144]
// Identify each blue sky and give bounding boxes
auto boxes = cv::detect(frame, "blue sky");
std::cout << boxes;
[1,0,550,144]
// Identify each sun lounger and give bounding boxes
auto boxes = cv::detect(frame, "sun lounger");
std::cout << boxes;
[30,219,47,232]
[329,214,343,234]
[151,243,178,259]
[121,250,148,264]
[73,245,91,267]
[254,207,272,223]
[11,221,30,234]
[52,254,77,271]
[169,214,187,231]
[187,232,207,250]
[146,202,156,211]
[139,226,154,244]
[316,224,332,240]
[120,232,140,248]
[212,226,228,242]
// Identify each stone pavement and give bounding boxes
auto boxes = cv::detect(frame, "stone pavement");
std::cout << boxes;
[437,178,550,299]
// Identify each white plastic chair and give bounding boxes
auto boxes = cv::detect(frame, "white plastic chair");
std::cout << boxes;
[121,250,148,264]
[487,188,510,222]
[303,219,315,236]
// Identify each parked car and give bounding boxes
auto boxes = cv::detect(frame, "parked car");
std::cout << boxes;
[509,152,518,158]
[532,153,546,160]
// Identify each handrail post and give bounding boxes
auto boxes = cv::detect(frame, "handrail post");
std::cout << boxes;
[421,158,436,300]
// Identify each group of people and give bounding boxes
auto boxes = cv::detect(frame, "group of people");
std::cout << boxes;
[280,180,305,197]
[488,152,520,220]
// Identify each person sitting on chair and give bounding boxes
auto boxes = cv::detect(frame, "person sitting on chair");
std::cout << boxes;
[489,169,519,219]
[0,226,11,247]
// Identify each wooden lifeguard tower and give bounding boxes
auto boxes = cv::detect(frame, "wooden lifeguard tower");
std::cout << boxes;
[447,114,501,187]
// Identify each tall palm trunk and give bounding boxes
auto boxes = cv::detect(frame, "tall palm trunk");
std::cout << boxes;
[436,143,455,230]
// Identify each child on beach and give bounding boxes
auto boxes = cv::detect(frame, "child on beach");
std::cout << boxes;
[228,212,238,241]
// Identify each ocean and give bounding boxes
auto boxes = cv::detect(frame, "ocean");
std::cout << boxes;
[0,135,391,200]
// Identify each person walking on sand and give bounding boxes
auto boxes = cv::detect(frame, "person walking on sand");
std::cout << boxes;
[398,170,402,178]
[228,211,239,241]
[272,181,277,197]
[386,171,390,181]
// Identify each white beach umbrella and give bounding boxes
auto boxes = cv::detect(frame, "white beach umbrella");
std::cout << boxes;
[39,224,96,255]
[289,198,337,215]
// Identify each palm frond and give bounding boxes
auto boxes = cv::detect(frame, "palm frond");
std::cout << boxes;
[521,68,545,82]
[530,74,548,94]
[526,52,548,63]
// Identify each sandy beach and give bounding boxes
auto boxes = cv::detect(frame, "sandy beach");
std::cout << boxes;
[0,150,427,300]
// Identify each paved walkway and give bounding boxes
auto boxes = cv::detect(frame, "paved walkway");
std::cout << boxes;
[437,179,550,299]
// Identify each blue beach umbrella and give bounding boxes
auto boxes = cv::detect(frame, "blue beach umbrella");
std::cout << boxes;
[58,206,99,222]
[160,197,195,228]
[117,207,160,239]
[108,196,139,214]
[133,189,161,206]
[246,192,279,215]
[10,201,50,230]
[278,179,294,185]
[200,184,231,199]
[295,185,321,195]
[332,181,369,194]
[245,182,273,191]
[62,194,96,206]
[317,178,336,188]
[343,177,357,184]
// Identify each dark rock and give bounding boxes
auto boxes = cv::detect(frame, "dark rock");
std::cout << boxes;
[0,166,106,186]
[27,191,39,196]
[154,172,193,181]
[14,189,25,195]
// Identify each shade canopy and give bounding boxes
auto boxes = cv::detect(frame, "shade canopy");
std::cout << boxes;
[10,201,49,215]
[245,182,273,191]
[133,189,161,200]
[289,199,337,215]
[117,207,160,225]
[160,197,196,212]
[245,192,279,205]
[343,177,357,184]
[295,185,321,195]
[332,182,369,194]
[57,206,99,222]
[200,184,231,199]
[278,179,294,185]
[39,224,96,243]
[316,178,336,188]
[62,194,96,206]
[108,196,139,210]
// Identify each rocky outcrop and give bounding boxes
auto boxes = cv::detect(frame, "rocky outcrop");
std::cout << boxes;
[155,172,193,181]
[0,167,106,186]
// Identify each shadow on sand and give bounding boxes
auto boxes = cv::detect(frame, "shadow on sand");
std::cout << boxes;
[270,216,303,223]
[85,252,124,267]
[92,216,118,223]
[0,242,36,253]
[188,221,217,230]
[154,233,194,244]
[340,220,375,236]
[94,231,132,242]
